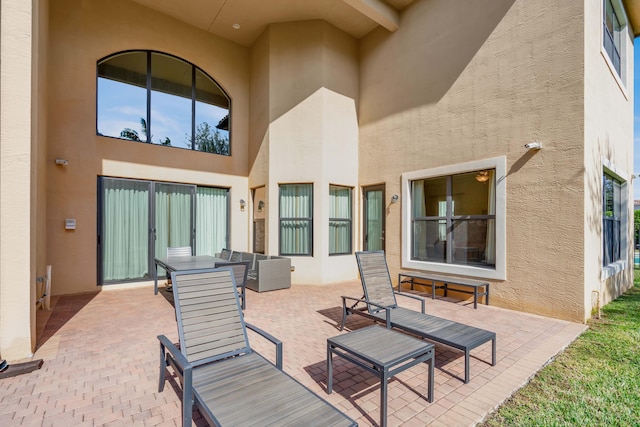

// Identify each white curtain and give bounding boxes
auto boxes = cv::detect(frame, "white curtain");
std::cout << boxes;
[485,171,496,264]
[329,186,351,254]
[196,187,228,256]
[411,181,427,258]
[155,184,192,269]
[102,179,149,281]
[280,184,312,254]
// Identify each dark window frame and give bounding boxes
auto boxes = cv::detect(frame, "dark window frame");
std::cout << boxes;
[96,50,232,156]
[329,185,353,256]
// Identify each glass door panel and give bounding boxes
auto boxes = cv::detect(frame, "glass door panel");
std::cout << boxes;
[100,178,150,282]
[363,185,385,251]
[155,183,194,275]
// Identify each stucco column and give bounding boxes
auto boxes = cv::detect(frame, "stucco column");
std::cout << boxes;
[1,0,34,360]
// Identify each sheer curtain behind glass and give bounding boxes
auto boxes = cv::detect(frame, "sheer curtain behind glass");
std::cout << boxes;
[102,179,149,281]
[280,184,313,255]
[196,187,228,256]
[155,184,193,275]
[329,186,351,255]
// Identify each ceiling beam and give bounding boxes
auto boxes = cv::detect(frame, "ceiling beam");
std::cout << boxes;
[342,0,399,32]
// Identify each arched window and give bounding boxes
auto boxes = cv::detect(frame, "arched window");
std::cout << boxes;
[97,51,231,155]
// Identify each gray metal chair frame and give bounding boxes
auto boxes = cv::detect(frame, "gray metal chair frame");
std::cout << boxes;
[158,268,356,427]
[219,248,232,260]
[214,260,250,310]
[342,250,496,384]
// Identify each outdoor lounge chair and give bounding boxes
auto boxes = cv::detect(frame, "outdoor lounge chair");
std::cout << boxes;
[341,251,496,383]
[214,260,250,310]
[158,267,357,427]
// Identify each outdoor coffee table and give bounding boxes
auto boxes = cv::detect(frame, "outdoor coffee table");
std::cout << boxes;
[327,325,434,427]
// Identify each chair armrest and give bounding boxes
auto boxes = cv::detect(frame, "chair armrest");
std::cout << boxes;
[245,322,283,370]
[158,335,190,370]
[393,291,426,313]
[341,296,392,329]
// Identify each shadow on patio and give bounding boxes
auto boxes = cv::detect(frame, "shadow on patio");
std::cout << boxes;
[2,281,586,426]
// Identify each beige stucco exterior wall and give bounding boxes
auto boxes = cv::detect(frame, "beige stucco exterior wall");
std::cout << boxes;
[46,0,252,294]
[583,0,635,319]
[0,0,36,359]
[251,21,360,283]
[359,0,589,321]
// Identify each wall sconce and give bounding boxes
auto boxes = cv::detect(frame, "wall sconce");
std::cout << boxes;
[258,200,265,212]
[524,141,542,150]
[391,194,399,203]
[239,199,246,212]
[55,158,69,166]
[475,171,490,183]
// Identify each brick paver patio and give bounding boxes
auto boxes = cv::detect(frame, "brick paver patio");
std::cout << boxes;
[1,280,586,426]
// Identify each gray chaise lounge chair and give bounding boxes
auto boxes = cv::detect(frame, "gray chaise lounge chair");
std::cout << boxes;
[342,251,496,383]
[158,267,357,427]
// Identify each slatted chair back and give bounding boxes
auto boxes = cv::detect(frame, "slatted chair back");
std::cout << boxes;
[214,261,250,310]
[172,268,250,365]
[219,248,232,260]
[229,250,243,262]
[355,251,398,312]
[167,246,192,257]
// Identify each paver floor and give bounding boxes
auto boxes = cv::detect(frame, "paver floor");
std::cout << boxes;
[1,280,586,426]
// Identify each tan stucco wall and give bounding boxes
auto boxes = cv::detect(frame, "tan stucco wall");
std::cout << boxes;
[1,0,36,359]
[250,21,360,283]
[46,0,251,294]
[359,0,589,321]
[583,0,635,318]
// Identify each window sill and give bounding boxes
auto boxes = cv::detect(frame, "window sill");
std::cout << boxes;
[402,259,505,281]
[601,260,627,281]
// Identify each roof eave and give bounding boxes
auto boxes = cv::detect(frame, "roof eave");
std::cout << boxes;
[622,0,640,37]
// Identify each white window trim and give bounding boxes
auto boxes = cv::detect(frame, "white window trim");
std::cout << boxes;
[401,156,507,280]
[601,159,629,280]
[601,0,630,95]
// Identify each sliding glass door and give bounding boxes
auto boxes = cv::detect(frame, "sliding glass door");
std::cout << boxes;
[98,177,229,284]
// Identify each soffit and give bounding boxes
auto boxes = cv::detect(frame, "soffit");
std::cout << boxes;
[130,0,415,46]
[622,0,640,37]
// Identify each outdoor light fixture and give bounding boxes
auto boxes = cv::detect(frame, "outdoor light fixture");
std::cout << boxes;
[391,194,399,203]
[524,141,542,150]
[475,171,490,183]
[258,200,265,212]
[239,199,246,211]
[55,158,69,166]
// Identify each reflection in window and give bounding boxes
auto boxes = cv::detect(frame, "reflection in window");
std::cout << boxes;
[97,51,230,155]
[411,170,496,268]
[603,172,622,266]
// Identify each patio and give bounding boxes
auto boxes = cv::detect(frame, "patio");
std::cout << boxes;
[1,280,586,426]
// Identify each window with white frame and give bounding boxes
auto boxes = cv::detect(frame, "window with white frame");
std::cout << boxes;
[603,171,622,266]
[402,157,506,280]
[329,185,352,255]
[279,184,313,256]
[603,0,627,81]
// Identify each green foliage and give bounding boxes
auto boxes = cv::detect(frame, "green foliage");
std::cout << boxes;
[480,284,640,426]
[192,122,229,155]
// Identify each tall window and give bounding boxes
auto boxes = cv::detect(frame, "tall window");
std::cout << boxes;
[279,184,313,256]
[603,172,622,266]
[603,0,626,79]
[97,51,231,155]
[411,170,496,268]
[329,185,352,255]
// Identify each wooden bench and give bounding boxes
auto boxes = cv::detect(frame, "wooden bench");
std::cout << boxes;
[398,271,490,309]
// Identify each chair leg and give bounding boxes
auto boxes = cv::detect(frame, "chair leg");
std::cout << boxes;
[158,346,166,392]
